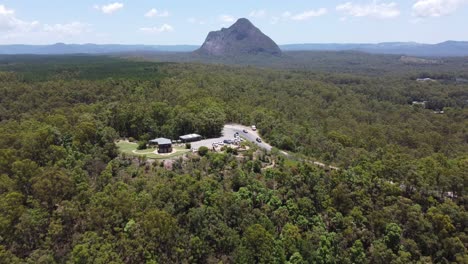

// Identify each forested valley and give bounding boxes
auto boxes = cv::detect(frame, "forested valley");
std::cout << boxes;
[0,55,466,263]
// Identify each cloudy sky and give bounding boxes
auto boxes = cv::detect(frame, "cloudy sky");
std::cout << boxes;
[0,0,467,45]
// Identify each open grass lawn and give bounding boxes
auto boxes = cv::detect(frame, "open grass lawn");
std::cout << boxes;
[116,141,190,159]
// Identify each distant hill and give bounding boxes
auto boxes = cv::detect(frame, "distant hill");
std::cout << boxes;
[0,40,468,57]
[0,43,198,54]
[281,41,468,57]
[195,18,281,56]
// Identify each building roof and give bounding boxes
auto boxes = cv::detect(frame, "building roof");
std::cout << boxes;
[179,133,202,140]
[149,138,172,145]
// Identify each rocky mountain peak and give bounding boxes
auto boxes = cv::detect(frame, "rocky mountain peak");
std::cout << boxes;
[195,18,282,56]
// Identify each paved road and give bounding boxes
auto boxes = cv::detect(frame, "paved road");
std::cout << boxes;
[224,124,273,151]
[191,124,273,151]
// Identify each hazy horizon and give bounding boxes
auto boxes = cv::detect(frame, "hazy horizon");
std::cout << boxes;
[0,39,467,46]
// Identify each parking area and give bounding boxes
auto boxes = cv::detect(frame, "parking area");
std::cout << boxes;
[190,124,273,151]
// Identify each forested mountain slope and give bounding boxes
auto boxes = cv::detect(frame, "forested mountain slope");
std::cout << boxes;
[0,56,466,263]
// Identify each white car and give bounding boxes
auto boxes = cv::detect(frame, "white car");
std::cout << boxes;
[251,125,256,131]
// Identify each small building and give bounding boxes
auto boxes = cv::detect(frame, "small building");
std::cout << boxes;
[179,133,202,143]
[149,138,173,153]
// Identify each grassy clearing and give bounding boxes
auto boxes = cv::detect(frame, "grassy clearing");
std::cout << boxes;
[116,141,138,153]
[116,141,190,159]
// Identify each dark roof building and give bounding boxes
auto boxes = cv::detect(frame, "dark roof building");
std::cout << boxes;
[149,138,173,153]
[179,133,202,142]
[149,138,172,145]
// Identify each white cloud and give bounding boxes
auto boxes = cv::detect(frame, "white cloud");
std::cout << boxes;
[290,8,328,20]
[412,0,467,17]
[219,14,235,23]
[282,11,292,18]
[249,9,267,18]
[139,24,174,33]
[336,1,400,19]
[0,5,96,44]
[43,22,91,35]
[278,9,327,22]
[0,5,39,32]
[94,2,123,14]
[145,9,157,17]
[0,5,14,15]
[144,8,170,18]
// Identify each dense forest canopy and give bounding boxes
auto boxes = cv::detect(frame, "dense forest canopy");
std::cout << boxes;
[0,54,466,263]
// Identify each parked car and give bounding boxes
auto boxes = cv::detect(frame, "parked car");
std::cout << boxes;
[243,129,248,133]
[251,125,256,131]
[223,139,233,144]
[256,137,262,143]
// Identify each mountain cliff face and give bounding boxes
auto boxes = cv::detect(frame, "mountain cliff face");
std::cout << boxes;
[195,18,282,56]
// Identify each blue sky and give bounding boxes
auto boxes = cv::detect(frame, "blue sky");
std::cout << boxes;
[0,0,467,45]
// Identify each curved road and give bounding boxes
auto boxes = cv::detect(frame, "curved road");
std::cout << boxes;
[225,124,339,171]
[224,124,273,151]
